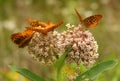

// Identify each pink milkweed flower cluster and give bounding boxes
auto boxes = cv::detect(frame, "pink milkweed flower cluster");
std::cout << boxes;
[27,23,99,66]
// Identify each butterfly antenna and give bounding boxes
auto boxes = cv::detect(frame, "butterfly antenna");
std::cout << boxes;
[74,8,83,22]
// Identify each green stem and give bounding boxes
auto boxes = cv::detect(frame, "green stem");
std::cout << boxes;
[57,69,62,81]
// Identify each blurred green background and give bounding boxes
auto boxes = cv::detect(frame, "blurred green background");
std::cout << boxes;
[0,0,120,81]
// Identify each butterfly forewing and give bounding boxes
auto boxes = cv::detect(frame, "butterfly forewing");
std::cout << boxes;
[83,15,102,28]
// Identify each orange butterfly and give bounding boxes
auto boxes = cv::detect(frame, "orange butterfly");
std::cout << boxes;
[26,21,63,34]
[11,18,63,47]
[11,29,35,48]
[74,8,102,28]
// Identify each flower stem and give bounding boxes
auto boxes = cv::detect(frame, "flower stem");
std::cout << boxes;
[57,69,62,81]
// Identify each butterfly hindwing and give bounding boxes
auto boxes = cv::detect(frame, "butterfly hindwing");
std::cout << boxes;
[11,30,34,48]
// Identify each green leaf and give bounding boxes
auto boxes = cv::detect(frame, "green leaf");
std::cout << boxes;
[9,66,46,81]
[75,60,117,81]
[54,47,72,70]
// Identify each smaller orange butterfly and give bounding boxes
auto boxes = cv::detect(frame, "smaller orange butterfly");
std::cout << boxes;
[26,21,63,34]
[74,8,102,28]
